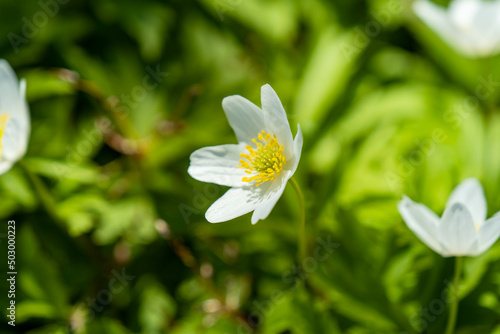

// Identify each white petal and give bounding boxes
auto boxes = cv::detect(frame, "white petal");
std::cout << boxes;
[260,84,294,157]
[413,1,458,45]
[205,180,275,223]
[261,84,286,118]
[460,1,500,57]
[188,144,246,187]
[18,78,30,136]
[438,203,477,256]
[471,3,500,56]
[288,124,303,175]
[0,60,21,113]
[0,160,13,175]
[206,187,258,223]
[449,0,481,32]
[2,116,28,161]
[476,215,500,255]
[412,0,472,57]
[398,196,443,254]
[222,95,265,145]
[0,62,29,162]
[251,170,292,224]
[445,178,486,226]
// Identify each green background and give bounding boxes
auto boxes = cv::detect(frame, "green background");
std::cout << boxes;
[1,0,500,333]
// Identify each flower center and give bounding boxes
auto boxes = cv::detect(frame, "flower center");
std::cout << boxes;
[0,114,9,157]
[238,131,286,186]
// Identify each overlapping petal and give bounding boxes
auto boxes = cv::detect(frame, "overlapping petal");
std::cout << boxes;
[398,196,442,254]
[0,60,21,113]
[438,203,477,256]
[188,144,247,187]
[292,125,303,172]
[445,178,486,227]
[477,216,500,255]
[222,95,265,145]
[448,0,481,30]
[206,176,284,223]
[205,187,261,223]
[261,84,294,157]
[251,170,292,224]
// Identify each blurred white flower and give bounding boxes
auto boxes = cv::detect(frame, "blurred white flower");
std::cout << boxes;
[413,0,500,58]
[398,178,500,257]
[188,84,303,224]
[0,60,30,174]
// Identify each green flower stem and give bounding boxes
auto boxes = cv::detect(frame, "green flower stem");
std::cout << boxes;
[19,161,59,221]
[445,256,463,334]
[289,177,306,263]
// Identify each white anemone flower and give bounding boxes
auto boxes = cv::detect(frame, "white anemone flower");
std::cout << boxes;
[413,0,500,58]
[0,60,30,174]
[398,178,500,257]
[188,84,303,224]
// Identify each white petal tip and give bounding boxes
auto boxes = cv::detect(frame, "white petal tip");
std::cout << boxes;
[459,177,482,188]
[261,83,273,91]
[221,94,247,110]
[19,78,27,96]
[0,59,9,69]
[295,123,302,136]
[251,211,264,225]
[260,84,280,103]
[205,212,225,224]
[447,202,467,213]
[398,195,413,209]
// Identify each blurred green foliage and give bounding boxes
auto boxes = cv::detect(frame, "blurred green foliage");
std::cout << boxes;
[1,0,500,333]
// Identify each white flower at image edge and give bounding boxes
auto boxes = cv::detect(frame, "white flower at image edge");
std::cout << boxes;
[398,178,500,257]
[0,60,30,174]
[188,84,303,224]
[413,0,500,58]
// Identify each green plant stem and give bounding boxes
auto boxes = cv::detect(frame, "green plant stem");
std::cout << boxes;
[445,256,463,334]
[19,160,59,221]
[289,177,306,263]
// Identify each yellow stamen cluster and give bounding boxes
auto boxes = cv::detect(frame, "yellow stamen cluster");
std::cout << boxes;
[238,131,286,186]
[0,114,9,157]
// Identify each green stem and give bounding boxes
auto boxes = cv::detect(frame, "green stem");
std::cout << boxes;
[445,256,463,334]
[19,160,59,221]
[289,177,306,263]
